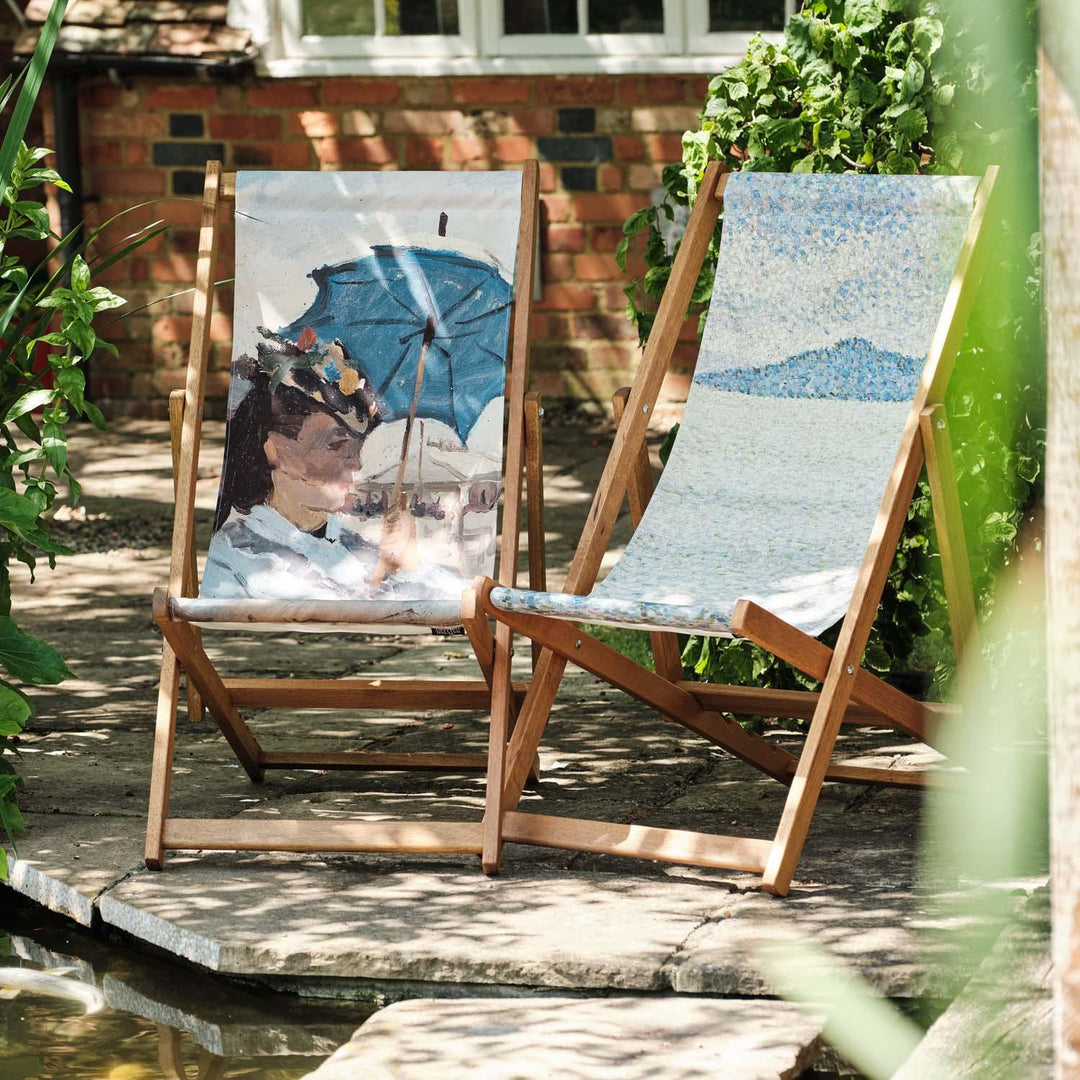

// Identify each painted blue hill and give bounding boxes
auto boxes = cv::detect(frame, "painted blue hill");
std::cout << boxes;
[696,337,922,402]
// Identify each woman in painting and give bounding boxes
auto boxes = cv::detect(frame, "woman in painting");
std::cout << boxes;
[201,332,386,599]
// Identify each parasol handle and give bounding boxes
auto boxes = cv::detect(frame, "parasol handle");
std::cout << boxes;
[389,315,436,506]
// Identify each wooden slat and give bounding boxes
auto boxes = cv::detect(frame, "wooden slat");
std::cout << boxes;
[168,161,221,600]
[732,600,932,745]
[170,597,463,626]
[498,163,729,817]
[814,763,956,789]
[259,751,488,772]
[162,818,484,854]
[502,811,771,872]
[481,585,796,784]
[611,386,683,682]
[154,589,264,782]
[145,645,181,870]
[223,677,526,709]
[220,171,236,201]
[920,404,980,663]
[761,167,999,897]
[682,681,959,728]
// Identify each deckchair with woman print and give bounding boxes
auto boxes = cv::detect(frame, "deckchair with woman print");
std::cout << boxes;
[471,162,997,897]
[145,161,541,868]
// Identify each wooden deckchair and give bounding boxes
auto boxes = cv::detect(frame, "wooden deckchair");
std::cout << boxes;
[145,160,541,868]
[471,162,997,897]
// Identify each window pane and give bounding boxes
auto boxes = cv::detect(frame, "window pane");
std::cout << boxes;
[503,0,578,35]
[303,0,460,36]
[708,0,785,32]
[589,0,663,33]
[386,0,460,35]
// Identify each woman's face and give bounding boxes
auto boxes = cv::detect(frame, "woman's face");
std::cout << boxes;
[264,410,362,514]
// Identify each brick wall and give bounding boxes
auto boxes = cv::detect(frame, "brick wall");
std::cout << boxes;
[43,73,708,418]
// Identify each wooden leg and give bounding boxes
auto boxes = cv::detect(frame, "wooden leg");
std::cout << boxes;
[145,644,181,870]
[169,388,204,724]
[153,589,264,782]
[157,1024,185,1080]
[611,387,683,682]
[482,619,514,874]
[524,391,547,672]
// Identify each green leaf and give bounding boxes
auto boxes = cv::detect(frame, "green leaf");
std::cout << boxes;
[911,16,943,56]
[83,401,107,431]
[622,208,653,235]
[844,0,884,36]
[55,365,85,412]
[70,254,91,292]
[0,682,32,735]
[900,56,925,100]
[4,388,55,423]
[895,107,928,141]
[882,150,918,174]
[41,420,66,477]
[0,617,71,685]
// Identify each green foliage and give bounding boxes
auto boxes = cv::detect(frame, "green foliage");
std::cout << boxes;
[0,0,162,875]
[619,0,1042,704]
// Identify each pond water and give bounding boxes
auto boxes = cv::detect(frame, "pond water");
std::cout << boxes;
[0,897,373,1079]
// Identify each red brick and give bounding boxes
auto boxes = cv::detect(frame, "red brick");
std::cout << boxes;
[85,110,167,138]
[644,134,686,161]
[150,255,197,283]
[538,162,557,193]
[130,372,153,397]
[612,134,646,161]
[690,76,710,101]
[575,253,620,281]
[91,373,130,397]
[210,113,282,139]
[125,142,150,165]
[601,283,631,310]
[597,164,623,192]
[247,82,320,108]
[144,86,218,110]
[82,83,122,108]
[502,108,556,135]
[528,312,570,339]
[541,194,572,223]
[628,162,663,190]
[317,137,396,165]
[673,341,701,370]
[573,313,637,340]
[384,110,465,135]
[536,78,615,106]
[616,78,639,105]
[545,224,586,252]
[678,317,700,341]
[84,140,121,166]
[404,137,444,166]
[573,193,647,223]
[323,79,400,106]
[535,284,595,311]
[398,80,450,105]
[643,76,687,104]
[451,78,532,105]
[448,137,487,164]
[493,135,532,161]
[541,253,573,280]
[342,110,377,136]
[289,110,339,138]
[631,107,700,133]
[110,169,166,195]
[588,225,623,252]
[532,342,590,369]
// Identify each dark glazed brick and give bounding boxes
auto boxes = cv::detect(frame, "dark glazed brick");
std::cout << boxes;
[152,141,224,166]
[537,136,612,162]
[557,107,595,133]
[172,170,206,195]
[561,166,597,192]
[169,113,204,138]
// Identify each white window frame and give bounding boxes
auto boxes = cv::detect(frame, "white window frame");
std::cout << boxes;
[278,0,480,58]
[684,0,793,54]
[481,0,682,58]
[259,0,790,75]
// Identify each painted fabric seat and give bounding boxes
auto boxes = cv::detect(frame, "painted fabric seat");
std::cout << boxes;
[193,170,523,631]
[490,173,981,639]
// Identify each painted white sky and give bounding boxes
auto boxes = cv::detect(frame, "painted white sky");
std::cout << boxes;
[233,170,522,347]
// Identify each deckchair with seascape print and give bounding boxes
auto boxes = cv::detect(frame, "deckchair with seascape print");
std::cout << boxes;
[145,162,541,868]
[472,162,997,897]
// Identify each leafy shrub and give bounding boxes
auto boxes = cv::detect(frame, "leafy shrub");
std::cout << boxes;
[618,0,1042,702]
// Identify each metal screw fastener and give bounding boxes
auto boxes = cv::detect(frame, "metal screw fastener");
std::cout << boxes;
[936,418,946,430]
[539,407,545,417]
[575,639,582,649]
[642,404,649,414]
[846,664,855,675]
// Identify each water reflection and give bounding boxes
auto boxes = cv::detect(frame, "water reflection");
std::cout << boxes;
[0,899,370,1080]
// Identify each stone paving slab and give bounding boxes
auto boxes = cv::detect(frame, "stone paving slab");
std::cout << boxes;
[302,996,824,1080]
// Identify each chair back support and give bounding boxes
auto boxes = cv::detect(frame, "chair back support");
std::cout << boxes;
[199,171,523,626]
[595,173,982,637]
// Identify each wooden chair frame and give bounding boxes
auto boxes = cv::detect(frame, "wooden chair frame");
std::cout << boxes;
[471,162,998,897]
[145,160,542,868]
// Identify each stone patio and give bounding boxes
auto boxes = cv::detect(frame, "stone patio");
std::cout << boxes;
[0,411,1047,1075]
